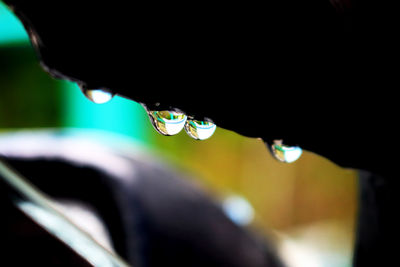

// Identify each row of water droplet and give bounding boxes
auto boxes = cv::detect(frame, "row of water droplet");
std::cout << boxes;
[80,86,217,140]
[80,86,302,161]
[29,25,302,161]
[147,110,217,140]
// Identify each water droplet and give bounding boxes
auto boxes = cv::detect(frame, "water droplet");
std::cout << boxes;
[271,140,302,163]
[148,110,187,136]
[184,120,217,140]
[80,85,114,104]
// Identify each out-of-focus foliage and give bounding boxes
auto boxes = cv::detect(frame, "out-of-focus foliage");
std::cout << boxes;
[0,45,62,128]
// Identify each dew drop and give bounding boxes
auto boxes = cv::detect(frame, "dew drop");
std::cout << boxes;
[184,120,217,140]
[80,86,114,104]
[148,110,187,136]
[270,140,302,163]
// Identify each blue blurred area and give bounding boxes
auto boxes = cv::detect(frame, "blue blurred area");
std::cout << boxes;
[61,81,151,144]
[0,2,29,45]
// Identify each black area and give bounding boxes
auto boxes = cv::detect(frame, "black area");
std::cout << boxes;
[1,158,128,261]
[353,170,397,267]
[0,168,93,267]
[2,0,398,177]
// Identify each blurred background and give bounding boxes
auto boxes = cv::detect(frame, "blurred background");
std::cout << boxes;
[0,2,357,266]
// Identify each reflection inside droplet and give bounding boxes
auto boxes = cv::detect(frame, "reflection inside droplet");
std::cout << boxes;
[148,110,187,136]
[271,140,302,163]
[80,86,114,104]
[184,120,217,140]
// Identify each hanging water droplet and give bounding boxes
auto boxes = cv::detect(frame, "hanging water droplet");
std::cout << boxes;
[184,120,217,140]
[148,110,187,136]
[79,85,114,104]
[270,140,302,163]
